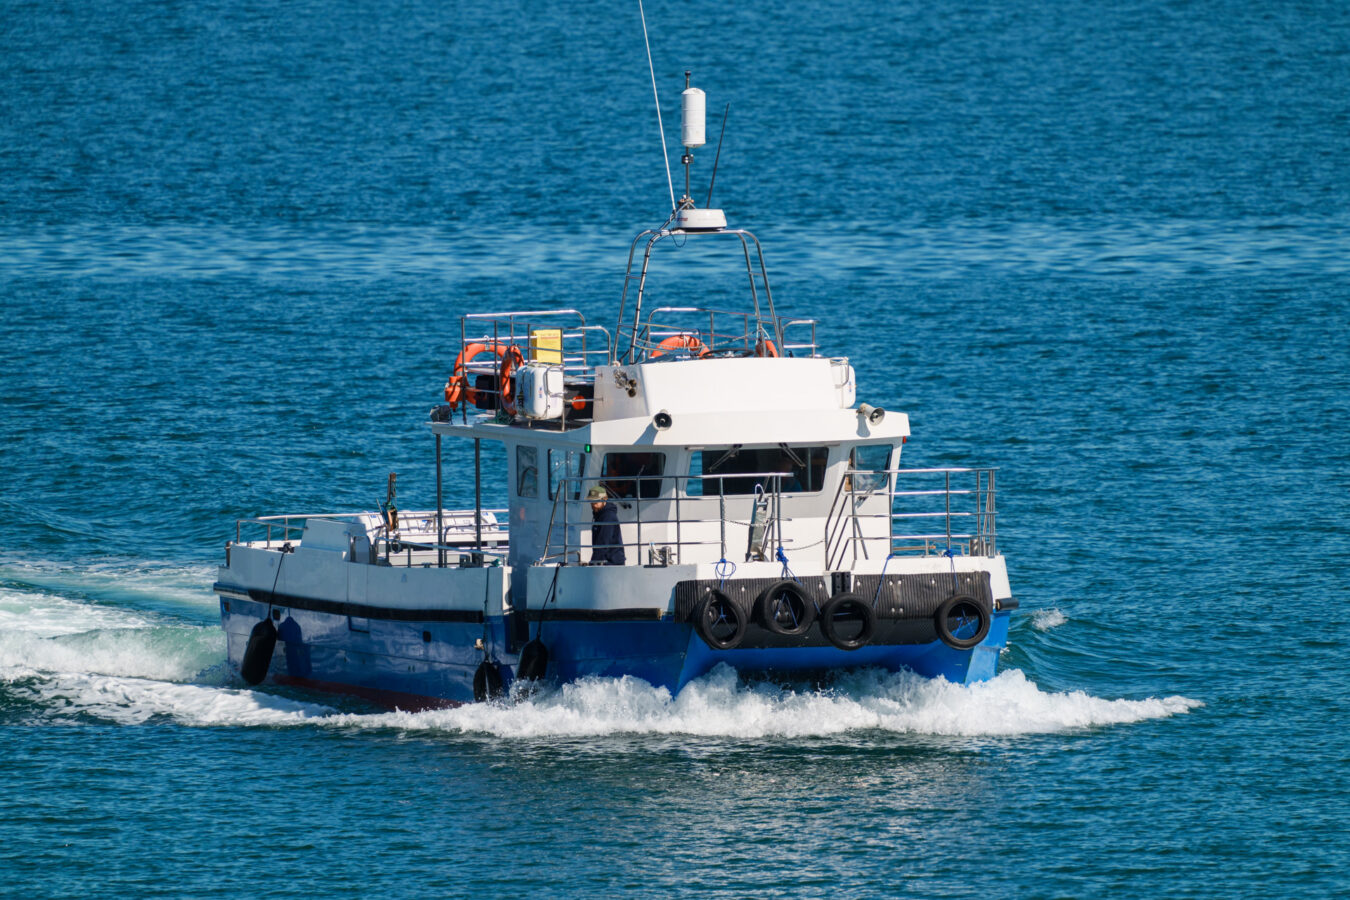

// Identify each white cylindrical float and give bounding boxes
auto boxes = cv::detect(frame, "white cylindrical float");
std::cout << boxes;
[681,87,706,148]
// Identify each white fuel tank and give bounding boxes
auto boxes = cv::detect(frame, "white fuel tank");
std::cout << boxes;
[519,362,565,419]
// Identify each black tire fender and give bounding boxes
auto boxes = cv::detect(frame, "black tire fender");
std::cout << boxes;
[755,579,817,637]
[694,589,747,651]
[819,593,875,651]
[933,594,991,650]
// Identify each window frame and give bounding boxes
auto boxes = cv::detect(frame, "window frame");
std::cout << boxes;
[600,451,667,500]
[548,448,587,500]
[516,445,538,498]
[850,444,894,493]
[685,445,831,497]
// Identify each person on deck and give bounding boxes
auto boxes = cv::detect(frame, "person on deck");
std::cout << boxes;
[588,487,626,566]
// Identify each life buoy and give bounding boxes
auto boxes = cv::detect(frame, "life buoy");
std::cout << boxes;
[445,342,509,406]
[933,594,990,650]
[651,334,709,358]
[755,580,816,637]
[498,344,526,416]
[820,593,875,651]
[472,659,505,702]
[755,339,779,358]
[694,589,746,650]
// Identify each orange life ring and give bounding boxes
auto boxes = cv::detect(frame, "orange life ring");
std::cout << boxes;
[755,339,779,358]
[498,344,526,416]
[651,334,709,358]
[445,341,509,406]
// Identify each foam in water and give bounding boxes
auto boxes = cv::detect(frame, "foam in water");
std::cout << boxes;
[1033,608,1068,631]
[0,563,1198,739]
[13,663,1199,738]
[344,666,1200,740]
[0,570,224,685]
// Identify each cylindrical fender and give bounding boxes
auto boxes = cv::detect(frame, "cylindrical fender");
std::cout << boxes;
[473,659,505,702]
[516,639,549,682]
[819,593,875,651]
[755,579,816,637]
[933,594,991,650]
[240,617,278,685]
[694,589,746,651]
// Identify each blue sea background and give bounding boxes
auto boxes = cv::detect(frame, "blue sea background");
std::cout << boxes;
[2,0,1348,896]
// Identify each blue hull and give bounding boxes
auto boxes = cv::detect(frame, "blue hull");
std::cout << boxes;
[222,596,1010,707]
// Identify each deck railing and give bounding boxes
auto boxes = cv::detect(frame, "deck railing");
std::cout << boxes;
[233,509,510,568]
[540,473,799,566]
[824,467,998,568]
[450,310,612,430]
[632,306,818,360]
[538,467,998,568]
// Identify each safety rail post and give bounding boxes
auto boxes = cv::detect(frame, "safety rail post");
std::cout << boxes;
[675,477,683,564]
[945,470,952,549]
[718,481,727,561]
[988,469,997,554]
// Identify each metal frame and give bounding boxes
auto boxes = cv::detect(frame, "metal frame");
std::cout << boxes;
[614,227,784,364]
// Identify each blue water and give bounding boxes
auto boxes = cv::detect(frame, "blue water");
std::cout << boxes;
[2,0,1348,896]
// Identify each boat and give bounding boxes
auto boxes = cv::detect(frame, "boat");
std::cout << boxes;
[214,75,1016,708]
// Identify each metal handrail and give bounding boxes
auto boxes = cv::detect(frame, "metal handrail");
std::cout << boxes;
[824,467,999,567]
[539,471,807,566]
[615,227,782,364]
[233,508,511,559]
[452,310,610,430]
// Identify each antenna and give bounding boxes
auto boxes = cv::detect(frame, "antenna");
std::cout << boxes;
[706,102,729,209]
[638,0,676,214]
[674,71,727,231]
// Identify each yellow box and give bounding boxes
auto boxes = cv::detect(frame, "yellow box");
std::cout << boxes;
[529,328,562,364]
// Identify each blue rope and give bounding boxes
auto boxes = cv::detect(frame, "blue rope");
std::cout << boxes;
[715,557,736,589]
[943,546,960,593]
[873,553,899,610]
[775,545,801,584]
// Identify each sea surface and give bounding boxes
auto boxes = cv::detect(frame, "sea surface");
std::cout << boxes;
[2,0,1348,897]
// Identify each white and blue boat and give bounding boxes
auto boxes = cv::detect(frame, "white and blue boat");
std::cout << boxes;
[215,77,1016,708]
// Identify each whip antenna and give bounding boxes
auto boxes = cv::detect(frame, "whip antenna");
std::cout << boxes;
[706,102,729,209]
[638,0,676,214]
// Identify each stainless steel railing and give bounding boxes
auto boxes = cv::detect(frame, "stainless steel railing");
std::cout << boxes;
[824,467,998,568]
[233,509,511,568]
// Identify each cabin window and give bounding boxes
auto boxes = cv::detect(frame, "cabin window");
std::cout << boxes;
[548,448,587,500]
[516,446,538,498]
[601,452,666,500]
[686,445,829,496]
[850,444,893,492]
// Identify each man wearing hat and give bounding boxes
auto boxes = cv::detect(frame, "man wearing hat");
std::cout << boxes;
[587,486,625,566]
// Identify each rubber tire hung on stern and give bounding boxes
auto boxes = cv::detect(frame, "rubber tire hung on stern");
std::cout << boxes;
[755,580,816,637]
[694,589,746,651]
[933,594,990,650]
[819,593,875,651]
